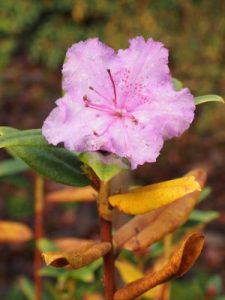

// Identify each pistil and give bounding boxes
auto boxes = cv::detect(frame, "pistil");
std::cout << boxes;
[107,69,117,106]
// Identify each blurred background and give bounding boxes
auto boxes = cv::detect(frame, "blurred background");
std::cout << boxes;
[0,0,225,299]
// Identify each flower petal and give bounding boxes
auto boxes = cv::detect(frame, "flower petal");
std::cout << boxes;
[105,119,163,169]
[42,93,115,152]
[132,84,195,140]
[62,38,116,106]
[112,36,171,109]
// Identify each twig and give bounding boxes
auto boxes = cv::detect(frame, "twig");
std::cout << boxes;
[98,181,115,300]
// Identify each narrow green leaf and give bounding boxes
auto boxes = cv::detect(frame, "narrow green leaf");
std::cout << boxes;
[198,187,211,203]
[0,158,29,177]
[69,269,94,282]
[189,209,219,223]
[40,266,66,278]
[0,128,47,148]
[0,127,90,187]
[195,95,224,105]
[19,277,34,300]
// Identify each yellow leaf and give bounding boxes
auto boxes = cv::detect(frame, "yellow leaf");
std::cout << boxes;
[114,169,206,251]
[109,175,201,215]
[116,260,144,282]
[114,232,204,300]
[42,240,111,269]
[46,186,97,203]
[0,221,33,243]
[116,260,154,299]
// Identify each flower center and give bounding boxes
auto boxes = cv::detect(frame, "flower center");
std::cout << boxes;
[114,108,127,118]
[83,70,138,125]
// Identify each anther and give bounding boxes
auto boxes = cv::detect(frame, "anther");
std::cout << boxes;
[83,95,89,107]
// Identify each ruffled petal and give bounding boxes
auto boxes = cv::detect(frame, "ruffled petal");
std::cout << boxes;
[112,36,171,109]
[42,93,115,152]
[132,83,195,140]
[104,119,164,169]
[62,38,116,106]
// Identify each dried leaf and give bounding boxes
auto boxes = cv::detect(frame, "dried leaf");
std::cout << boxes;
[46,186,97,203]
[53,238,95,251]
[42,240,111,269]
[113,232,204,300]
[109,175,201,215]
[0,221,33,243]
[114,169,206,251]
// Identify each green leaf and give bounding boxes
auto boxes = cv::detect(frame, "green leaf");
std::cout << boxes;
[19,277,34,300]
[5,285,27,300]
[0,174,31,188]
[40,266,68,279]
[0,127,90,187]
[37,238,58,252]
[40,266,95,283]
[195,95,224,105]
[172,78,183,91]
[0,158,29,177]
[80,152,128,182]
[0,128,47,148]
[171,279,205,300]
[69,269,94,283]
[189,209,219,223]
[198,187,211,203]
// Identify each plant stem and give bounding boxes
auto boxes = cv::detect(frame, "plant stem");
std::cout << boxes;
[34,175,44,300]
[98,181,115,300]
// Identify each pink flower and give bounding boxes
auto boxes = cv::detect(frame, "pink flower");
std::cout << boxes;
[42,37,195,169]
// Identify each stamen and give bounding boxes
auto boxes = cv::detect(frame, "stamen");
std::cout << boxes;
[83,95,89,107]
[93,118,115,137]
[107,69,117,106]
[89,86,111,102]
[83,95,113,114]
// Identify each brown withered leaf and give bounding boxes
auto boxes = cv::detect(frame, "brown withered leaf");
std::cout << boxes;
[42,240,111,269]
[53,238,96,251]
[113,232,204,300]
[0,221,33,243]
[46,186,97,203]
[114,169,206,251]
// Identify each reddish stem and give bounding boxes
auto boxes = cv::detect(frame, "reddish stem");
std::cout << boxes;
[34,175,44,300]
[98,181,116,300]
[100,217,115,300]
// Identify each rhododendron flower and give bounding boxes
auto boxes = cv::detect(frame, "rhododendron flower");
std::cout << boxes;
[42,37,195,169]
